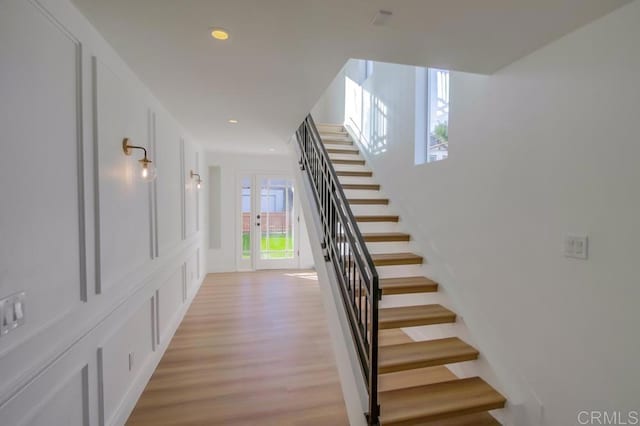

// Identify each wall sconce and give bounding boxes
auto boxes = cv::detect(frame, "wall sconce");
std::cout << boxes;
[190,170,203,189]
[122,138,156,181]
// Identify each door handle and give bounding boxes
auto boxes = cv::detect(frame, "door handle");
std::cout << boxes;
[257,214,261,219]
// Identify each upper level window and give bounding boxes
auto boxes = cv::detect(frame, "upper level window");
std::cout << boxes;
[427,68,449,162]
[354,59,374,85]
[365,60,374,80]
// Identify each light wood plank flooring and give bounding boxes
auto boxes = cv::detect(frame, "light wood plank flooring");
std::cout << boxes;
[127,270,349,426]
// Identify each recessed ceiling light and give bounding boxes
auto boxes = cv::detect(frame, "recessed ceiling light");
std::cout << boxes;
[268,148,276,152]
[211,28,230,40]
[228,119,238,124]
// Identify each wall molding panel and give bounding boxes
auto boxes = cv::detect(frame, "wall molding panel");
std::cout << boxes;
[0,0,207,424]
[0,0,89,399]
[93,56,154,293]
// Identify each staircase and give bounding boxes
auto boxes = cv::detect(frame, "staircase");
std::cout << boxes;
[296,116,506,425]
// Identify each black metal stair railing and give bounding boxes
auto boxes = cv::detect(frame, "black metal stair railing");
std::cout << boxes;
[295,114,380,425]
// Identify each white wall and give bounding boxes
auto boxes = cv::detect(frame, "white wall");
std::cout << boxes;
[0,1,206,425]
[311,66,347,125]
[205,150,313,272]
[319,2,640,425]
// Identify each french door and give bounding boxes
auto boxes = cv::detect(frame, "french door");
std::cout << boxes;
[238,174,298,270]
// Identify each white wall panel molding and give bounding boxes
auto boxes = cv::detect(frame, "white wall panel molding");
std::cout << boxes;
[0,0,207,423]
[149,110,160,259]
[96,252,201,426]
[0,0,87,368]
[97,299,153,426]
[183,141,198,240]
[180,138,187,241]
[92,56,154,294]
[157,270,183,345]
[155,110,183,257]
[0,236,201,407]
[0,361,90,426]
[195,151,200,233]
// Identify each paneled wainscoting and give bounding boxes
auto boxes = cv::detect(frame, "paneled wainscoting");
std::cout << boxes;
[0,0,206,424]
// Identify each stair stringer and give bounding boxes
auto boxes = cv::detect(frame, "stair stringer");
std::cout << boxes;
[289,139,368,426]
[342,124,544,426]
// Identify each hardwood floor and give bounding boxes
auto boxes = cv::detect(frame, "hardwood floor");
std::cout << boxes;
[127,270,349,426]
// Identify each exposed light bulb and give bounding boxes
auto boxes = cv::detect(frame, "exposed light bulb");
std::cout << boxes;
[139,159,157,182]
[197,182,202,189]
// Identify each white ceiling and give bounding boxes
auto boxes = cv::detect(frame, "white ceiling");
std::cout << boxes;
[71,0,630,153]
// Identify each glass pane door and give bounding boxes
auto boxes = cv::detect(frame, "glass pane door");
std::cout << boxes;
[255,176,297,269]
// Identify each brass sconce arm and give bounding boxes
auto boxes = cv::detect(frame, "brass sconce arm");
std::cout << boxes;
[122,138,156,181]
[122,138,150,161]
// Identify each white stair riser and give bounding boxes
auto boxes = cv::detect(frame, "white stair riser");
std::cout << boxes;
[375,264,425,278]
[322,136,352,142]
[357,222,402,233]
[381,292,450,309]
[333,164,370,172]
[343,189,383,198]
[317,124,345,132]
[323,143,354,149]
[365,242,413,254]
[338,176,377,185]
[329,154,363,162]
[349,205,394,215]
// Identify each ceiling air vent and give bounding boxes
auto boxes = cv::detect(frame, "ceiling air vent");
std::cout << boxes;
[371,10,392,26]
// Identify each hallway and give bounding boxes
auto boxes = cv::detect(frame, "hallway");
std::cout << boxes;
[126,270,349,426]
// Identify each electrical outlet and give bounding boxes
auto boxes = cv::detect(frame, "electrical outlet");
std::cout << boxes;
[564,235,588,259]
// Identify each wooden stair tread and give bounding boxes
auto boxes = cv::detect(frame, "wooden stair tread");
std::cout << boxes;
[349,198,389,205]
[337,232,410,243]
[410,412,501,426]
[372,252,423,266]
[342,183,380,190]
[379,304,456,329]
[379,366,457,392]
[379,377,506,425]
[362,232,410,242]
[337,170,373,177]
[356,215,399,222]
[326,148,359,154]
[380,276,438,295]
[379,337,479,374]
[331,158,365,165]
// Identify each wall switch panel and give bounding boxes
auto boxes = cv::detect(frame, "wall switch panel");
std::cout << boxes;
[0,299,6,336]
[564,235,588,259]
[0,292,26,336]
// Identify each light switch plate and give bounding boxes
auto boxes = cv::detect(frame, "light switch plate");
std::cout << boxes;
[0,292,26,336]
[0,298,6,336]
[565,235,588,259]
[13,292,26,328]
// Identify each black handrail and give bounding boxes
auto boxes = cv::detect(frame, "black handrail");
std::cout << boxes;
[296,114,380,425]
